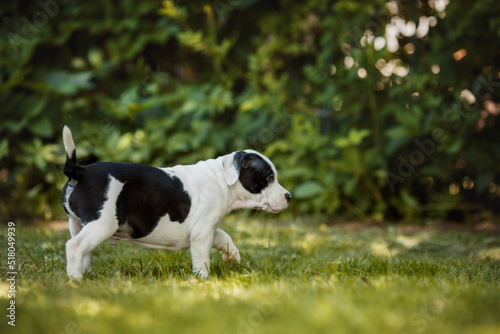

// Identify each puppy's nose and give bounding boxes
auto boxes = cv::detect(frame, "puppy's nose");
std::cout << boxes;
[285,192,292,202]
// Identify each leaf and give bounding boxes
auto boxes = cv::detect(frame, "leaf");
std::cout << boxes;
[445,138,463,154]
[294,181,324,199]
[394,110,421,129]
[334,128,370,148]
[386,126,414,139]
[0,139,9,160]
[384,137,411,155]
[28,118,53,138]
[39,71,94,95]
[239,95,264,112]
[401,189,419,208]
[343,178,357,195]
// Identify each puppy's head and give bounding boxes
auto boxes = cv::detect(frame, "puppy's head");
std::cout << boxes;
[224,150,291,213]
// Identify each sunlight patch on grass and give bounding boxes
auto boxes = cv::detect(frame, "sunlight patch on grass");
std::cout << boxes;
[475,247,500,260]
[0,282,9,299]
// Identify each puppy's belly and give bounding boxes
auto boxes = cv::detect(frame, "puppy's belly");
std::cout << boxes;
[114,218,191,251]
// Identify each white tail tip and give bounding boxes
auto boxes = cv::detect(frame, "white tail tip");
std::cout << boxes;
[63,125,75,158]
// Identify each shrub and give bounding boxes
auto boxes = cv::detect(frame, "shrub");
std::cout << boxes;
[1,0,499,222]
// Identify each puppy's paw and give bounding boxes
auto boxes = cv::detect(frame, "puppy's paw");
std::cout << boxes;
[193,268,210,280]
[67,269,83,280]
[219,245,241,266]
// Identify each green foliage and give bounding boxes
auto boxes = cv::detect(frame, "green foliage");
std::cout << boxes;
[1,219,500,333]
[0,0,499,221]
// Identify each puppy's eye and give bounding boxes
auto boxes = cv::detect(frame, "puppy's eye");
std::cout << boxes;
[266,175,275,184]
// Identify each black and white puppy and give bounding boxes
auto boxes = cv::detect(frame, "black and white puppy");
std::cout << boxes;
[61,126,291,279]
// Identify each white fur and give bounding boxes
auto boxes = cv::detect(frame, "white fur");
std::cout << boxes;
[62,126,75,157]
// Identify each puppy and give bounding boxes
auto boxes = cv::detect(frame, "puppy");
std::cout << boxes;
[61,126,291,279]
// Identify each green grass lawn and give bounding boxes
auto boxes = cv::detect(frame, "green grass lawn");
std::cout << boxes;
[1,216,500,334]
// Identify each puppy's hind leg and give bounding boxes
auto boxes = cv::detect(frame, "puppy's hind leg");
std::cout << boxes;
[67,216,92,274]
[66,175,124,279]
[66,217,119,279]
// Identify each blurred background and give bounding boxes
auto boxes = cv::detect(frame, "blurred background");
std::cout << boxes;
[1,0,499,224]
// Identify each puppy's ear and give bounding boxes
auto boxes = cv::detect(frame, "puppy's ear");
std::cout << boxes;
[223,151,247,185]
[240,154,255,169]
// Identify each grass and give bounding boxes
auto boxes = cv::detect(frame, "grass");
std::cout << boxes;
[1,216,500,334]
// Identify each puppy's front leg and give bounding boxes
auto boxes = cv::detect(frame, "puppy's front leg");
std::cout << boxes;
[213,228,241,265]
[190,232,214,279]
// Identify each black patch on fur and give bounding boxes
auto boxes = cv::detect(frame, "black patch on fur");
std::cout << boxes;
[233,151,248,172]
[238,153,274,194]
[64,151,85,181]
[63,162,191,238]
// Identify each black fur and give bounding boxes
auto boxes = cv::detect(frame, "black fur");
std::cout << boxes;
[64,162,191,239]
[237,153,275,194]
[233,151,248,172]
[64,150,85,181]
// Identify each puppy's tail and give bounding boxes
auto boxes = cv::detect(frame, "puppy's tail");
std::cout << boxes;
[63,126,84,181]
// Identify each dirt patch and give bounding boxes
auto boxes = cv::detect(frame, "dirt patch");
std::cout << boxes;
[45,220,69,231]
